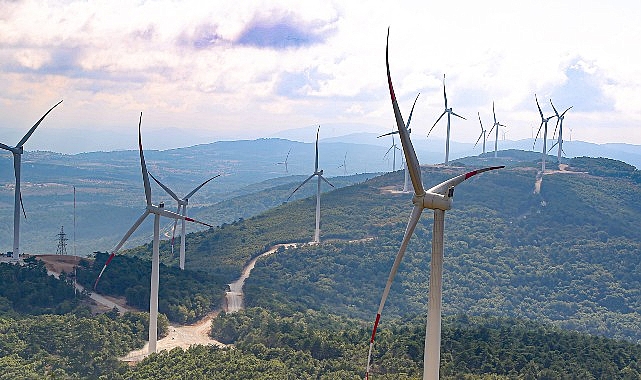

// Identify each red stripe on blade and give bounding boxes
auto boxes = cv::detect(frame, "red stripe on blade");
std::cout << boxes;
[370,314,381,343]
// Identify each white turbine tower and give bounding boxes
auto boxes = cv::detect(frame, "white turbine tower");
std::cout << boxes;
[93,113,212,354]
[475,112,487,154]
[548,99,572,164]
[486,102,506,158]
[533,95,557,173]
[149,172,220,270]
[427,75,466,165]
[0,100,62,260]
[365,29,504,380]
[288,126,334,243]
[378,93,420,192]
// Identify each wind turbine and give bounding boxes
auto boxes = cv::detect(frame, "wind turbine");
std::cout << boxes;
[338,152,347,175]
[427,75,466,165]
[475,112,487,154]
[378,93,420,192]
[365,29,504,380]
[277,148,291,173]
[548,99,572,163]
[149,173,220,270]
[383,129,402,172]
[0,100,62,260]
[93,113,212,354]
[287,126,334,243]
[533,95,557,173]
[486,102,506,158]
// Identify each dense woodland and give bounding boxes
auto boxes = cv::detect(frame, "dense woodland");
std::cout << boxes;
[2,155,641,378]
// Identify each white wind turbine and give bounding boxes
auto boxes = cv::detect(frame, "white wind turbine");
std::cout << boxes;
[378,93,420,192]
[1,100,62,260]
[287,126,334,243]
[93,113,212,354]
[548,99,572,164]
[475,112,487,154]
[383,129,402,172]
[338,152,347,175]
[365,29,504,380]
[533,95,557,173]
[486,102,506,158]
[149,172,220,270]
[277,148,291,173]
[427,75,466,165]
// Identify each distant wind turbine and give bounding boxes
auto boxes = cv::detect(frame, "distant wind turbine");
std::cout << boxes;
[277,148,291,173]
[378,93,420,192]
[487,102,506,158]
[149,173,220,270]
[0,100,62,260]
[338,152,347,175]
[93,113,212,354]
[533,95,557,173]
[287,126,334,243]
[427,75,466,165]
[548,99,572,163]
[475,112,487,154]
[365,29,504,380]
[383,129,402,172]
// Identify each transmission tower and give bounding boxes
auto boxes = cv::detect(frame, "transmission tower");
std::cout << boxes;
[56,226,68,255]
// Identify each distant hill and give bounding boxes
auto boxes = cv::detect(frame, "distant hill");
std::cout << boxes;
[1,136,638,255]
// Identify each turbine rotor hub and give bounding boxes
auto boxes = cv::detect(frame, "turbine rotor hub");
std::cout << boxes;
[416,192,453,211]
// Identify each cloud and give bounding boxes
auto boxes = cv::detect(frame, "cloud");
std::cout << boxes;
[236,13,332,49]
[551,59,614,112]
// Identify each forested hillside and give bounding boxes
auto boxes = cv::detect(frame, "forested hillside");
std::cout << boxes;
[92,156,641,346]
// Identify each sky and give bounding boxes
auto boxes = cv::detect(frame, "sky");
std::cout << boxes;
[1,0,640,153]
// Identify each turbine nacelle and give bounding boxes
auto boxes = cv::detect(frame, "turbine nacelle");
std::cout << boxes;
[414,192,453,211]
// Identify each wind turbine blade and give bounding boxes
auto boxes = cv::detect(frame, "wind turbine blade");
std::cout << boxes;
[287,174,316,200]
[405,93,420,130]
[533,122,544,149]
[19,192,26,219]
[428,112,446,138]
[548,141,558,153]
[184,174,221,199]
[427,166,505,195]
[487,123,495,136]
[138,113,152,206]
[442,74,448,109]
[16,100,63,148]
[561,106,573,117]
[319,174,334,188]
[366,205,423,378]
[149,172,180,202]
[156,208,213,228]
[474,133,483,147]
[94,210,150,289]
[384,145,394,158]
[549,99,560,117]
[377,130,398,138]
[0,142,13,151]
[535,94,544,120]
[451,111,466,120]
[386,28,424,196]
[492,101,497,124]
[314,126,320,172]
